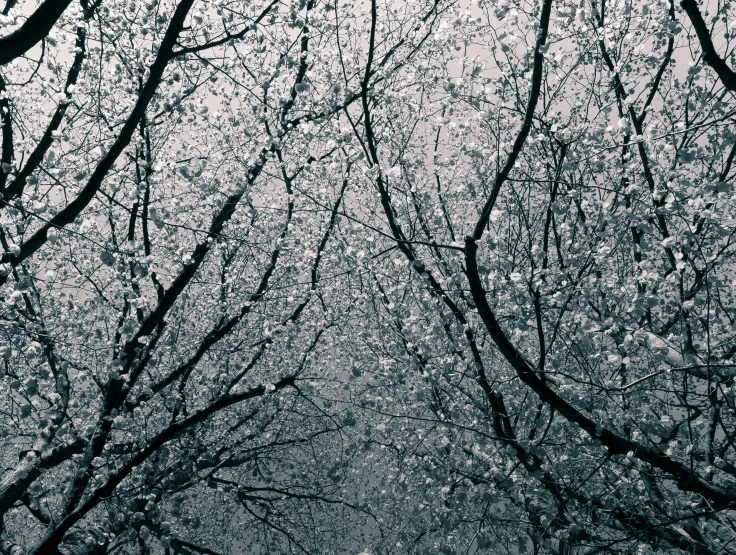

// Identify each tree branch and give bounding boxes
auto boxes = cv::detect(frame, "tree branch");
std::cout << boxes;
[681,0,736,91]
[0,0,74,65]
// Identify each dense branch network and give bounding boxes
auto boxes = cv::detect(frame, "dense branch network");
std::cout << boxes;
[1,0,736,553]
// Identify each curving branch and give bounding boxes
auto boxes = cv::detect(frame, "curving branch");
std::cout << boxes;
[460,0,736,518]
[471,0,554,240]
[170,0,279,58]
[465,237,736,508]
[0,438,86,518]
[0,0,74,65]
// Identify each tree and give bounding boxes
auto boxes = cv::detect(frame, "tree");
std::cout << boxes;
[0,0,429,552]
[341,0,736,552]
[4,0,736,553]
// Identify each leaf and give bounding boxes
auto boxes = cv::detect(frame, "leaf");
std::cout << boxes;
[100,251,116,266]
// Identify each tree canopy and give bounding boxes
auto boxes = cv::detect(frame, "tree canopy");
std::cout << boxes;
[2,0,736,553]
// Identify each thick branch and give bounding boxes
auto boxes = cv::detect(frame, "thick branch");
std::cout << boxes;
[681,0,736,91]
[464,237,736,508]
[0,0,73,65]
[0,439,85,518]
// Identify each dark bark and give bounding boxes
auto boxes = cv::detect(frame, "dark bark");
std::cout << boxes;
[29,376,297,554]
[2,1,95,203]
[0,0,196,284]
[464,238,736,508]
[0,0,74,65]
[0,439,86,517]
[471,0,554,240]
[681,0,736,91]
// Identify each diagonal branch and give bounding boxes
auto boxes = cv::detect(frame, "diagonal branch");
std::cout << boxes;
[464,238,736,508]
[28,376,298,554]
[0,0,73,65]
[471,0,554,240]
[0,0,196,285]
[2,0,97,203]
[681,0,736,91]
